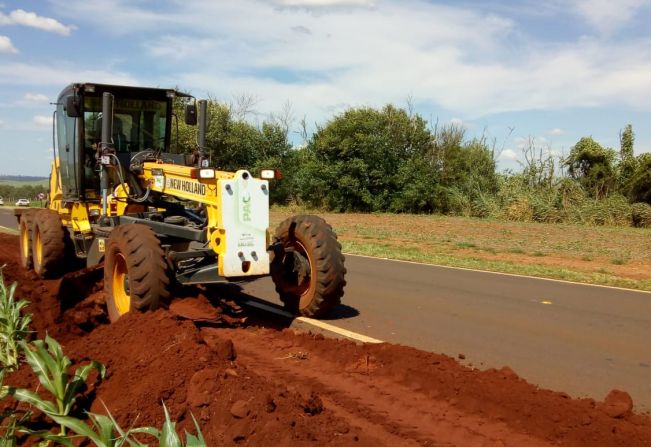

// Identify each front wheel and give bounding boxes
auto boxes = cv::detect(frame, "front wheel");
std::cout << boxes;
[19,211,35,270]
[104,224,170,322]
[31,210,67,278]
[271,215,346,317]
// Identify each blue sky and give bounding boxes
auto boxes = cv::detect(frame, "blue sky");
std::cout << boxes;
[1,0,650,176]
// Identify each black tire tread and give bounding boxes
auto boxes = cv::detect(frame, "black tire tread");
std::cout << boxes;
[32,210,67,278]
[272,214,346,317]
[104,224,170,322]
[19,211,36,270]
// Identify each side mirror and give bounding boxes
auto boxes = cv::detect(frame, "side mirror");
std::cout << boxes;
[65,96,81,117]
[185,103,197,125]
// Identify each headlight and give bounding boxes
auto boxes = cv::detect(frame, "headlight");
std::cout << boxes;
[199,168,215,179]
[260,169,282,180]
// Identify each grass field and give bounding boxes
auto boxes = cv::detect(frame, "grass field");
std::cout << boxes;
[0,206,647,291]
[271,208,651,291]
[0,179,48,187]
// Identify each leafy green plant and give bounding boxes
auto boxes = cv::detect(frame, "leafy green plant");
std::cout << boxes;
[34,403,208,447]
[0,407,32,447]
[0,269,31,371]
[137,404,206,447]
[40,409,146,447]
[3,335,105,436]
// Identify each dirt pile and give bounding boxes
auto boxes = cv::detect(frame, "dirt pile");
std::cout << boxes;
[1,233,651,446]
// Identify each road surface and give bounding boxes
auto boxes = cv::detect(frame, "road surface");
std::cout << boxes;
[1,207,649,410]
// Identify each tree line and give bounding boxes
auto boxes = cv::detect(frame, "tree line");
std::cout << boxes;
[0,184,47,203]
[171,99,651,227]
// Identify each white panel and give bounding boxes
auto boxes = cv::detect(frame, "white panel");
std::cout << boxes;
[219,170,270,276]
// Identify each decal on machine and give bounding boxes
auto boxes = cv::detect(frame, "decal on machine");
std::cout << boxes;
[241,191,252,222]
[153,175,164,189]
[165,178,207,196]
[98,238,105,253]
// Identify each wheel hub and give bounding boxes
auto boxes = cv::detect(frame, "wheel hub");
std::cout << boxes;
[112,253,131,315]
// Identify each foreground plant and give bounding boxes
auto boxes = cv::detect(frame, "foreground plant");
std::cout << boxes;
[3,335,105,438]
[42,404,207,447]
[0,275,206,446]
[36,410,143,447]
[0,269,31,371]
[137,404,206,447]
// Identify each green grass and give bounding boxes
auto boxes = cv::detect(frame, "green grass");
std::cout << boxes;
[271,208,651,291]
[343,239,651,291]
[0,179,48,187]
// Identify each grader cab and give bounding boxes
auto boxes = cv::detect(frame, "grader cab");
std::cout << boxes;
[17,83,346,321]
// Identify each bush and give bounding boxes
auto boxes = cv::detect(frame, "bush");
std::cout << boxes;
[631,202,651,228]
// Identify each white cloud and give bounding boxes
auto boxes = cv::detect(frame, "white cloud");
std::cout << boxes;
[449,117,464,127]
[48,0,651,124]
[33,115,53,126]
[21,93,50,104]
[548,128,565,136]
[572,0,647,34]
[273,0,375,6]
[0,62,137,87]
[0,119,5,128]
[0,35,17,53]
[499,148,519,160]
[0,9,75,35]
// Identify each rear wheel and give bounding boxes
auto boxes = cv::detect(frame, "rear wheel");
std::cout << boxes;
[104,224,170,322]
[19,211,35,270]
[31,210,67,278]
[271,215,346,317]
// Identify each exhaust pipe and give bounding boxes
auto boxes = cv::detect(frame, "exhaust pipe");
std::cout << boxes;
[197,99,208,166]
[100,92,114,218]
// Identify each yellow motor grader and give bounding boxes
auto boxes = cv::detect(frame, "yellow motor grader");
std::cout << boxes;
[16,83,345,321]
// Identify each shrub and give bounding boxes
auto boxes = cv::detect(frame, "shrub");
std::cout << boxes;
[0,269,31,371]
[631,202,651,228]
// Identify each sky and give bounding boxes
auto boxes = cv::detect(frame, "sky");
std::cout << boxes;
[1,0,650,176]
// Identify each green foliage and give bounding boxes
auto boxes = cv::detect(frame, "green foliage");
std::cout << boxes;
[616,124,637,196]
[0,183,48,203]
[0,270,31,371]
[162,97,651,227]
[171,96,294,205]
[0,273,206,446]
[3,335,105,439]
[565,137,617,199]
[297,105,433,212]
[627,153,651,204]
[619,124,634,160]
[295,106,498,215]
[135,405,206,447]
[630,202,651,228]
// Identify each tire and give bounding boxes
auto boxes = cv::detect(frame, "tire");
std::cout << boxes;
[19,211,36,270]
[271,215,346,317]
[104,224,170,322]
[31,210,67,278]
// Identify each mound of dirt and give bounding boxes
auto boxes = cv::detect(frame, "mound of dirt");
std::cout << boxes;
[1,232,651,446]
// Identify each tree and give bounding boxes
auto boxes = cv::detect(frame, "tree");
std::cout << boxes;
[628,153,651,204]
[564,137,617,199]
[171,96,294,204]
[617,124,638,195]
[619,124,634,160]
[298,105,432,212]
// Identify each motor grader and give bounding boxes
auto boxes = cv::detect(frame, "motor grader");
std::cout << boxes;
[16,83,345,321]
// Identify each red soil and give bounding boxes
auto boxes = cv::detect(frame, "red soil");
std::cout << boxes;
[1,233,650,446]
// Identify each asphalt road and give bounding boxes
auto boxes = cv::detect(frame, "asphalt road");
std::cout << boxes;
[243,250,651,412]
[0,207,18,230]
[2,207,650,410]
